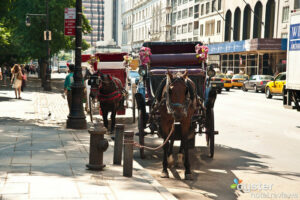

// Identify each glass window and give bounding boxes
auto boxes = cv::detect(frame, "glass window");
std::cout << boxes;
[188,23,193,32]
[201,4,204,16]
[178,0,182,5]
[212,0,216,12]
[182,9,188,18]
[295,0,300,9]
[217,20,221,34]
[182,24,188,33]
[200,24,203,36]
[206,2,210,14]
[249,75,257,80]
[189,7,193,17]
[183,0,188,3]
[177,26,182,34]
[194,4,199,13]
[282,6,289,23]
[281,33,288,38]
[177,11,182,20]
[218,0,222,10]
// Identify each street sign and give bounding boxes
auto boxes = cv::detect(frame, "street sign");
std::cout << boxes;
[64,8,76,36]
[44,30,51,41]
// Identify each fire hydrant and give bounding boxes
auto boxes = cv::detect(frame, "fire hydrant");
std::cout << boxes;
[86,125,109,170]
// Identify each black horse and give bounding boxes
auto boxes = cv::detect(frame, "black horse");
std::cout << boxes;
[98,74,125,133]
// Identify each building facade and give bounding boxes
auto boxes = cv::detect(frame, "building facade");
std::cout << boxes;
[171,0,224,44]
[121,0,172,52]
[83,0,122,49]
[208,0,297,76]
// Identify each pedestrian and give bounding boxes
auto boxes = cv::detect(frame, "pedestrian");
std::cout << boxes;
[11,64,23,99]
[64,64,74,111]
[3,66,8,85]
[21,65,26,92]
[0,67,3,82]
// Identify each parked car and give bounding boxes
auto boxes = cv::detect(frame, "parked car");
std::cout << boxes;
[231,74,249,89]
[223,75,233,91]
[265,72,286,99]
[242,75,273,93]
[58,61,68,73]
[211,73,225,93]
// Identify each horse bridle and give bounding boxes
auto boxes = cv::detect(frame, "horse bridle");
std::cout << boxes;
[165,76,193,116]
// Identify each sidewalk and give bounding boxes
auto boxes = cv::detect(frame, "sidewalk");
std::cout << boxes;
[0,76,177,200]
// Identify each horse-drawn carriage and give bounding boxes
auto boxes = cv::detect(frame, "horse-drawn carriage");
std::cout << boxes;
[84,52,129,132]
[135,42,218,179]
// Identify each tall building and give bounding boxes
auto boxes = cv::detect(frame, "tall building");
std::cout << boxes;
[121,0,172,52]
[83,0,122,49]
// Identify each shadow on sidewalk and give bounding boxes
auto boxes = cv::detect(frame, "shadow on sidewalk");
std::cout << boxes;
[134,136,300,200]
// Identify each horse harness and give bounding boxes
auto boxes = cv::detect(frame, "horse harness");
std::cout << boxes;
[98,74,125,102]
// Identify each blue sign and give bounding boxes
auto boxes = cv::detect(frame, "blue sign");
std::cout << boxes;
[289,23,300,51]
[208,41,246,54]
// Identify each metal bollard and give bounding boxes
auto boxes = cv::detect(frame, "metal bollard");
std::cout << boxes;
[86,125,109,170]
[123,131,134,177]
[113,124,124,165]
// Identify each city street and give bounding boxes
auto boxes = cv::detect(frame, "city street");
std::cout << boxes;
[135,89,300,200]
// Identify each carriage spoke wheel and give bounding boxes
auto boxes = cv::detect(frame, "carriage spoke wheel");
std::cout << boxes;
[138,110,145,159]
[206,108,215,158]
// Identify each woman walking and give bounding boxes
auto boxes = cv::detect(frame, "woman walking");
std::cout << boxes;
[11,64,23,99]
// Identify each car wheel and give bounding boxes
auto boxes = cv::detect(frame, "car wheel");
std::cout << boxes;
[254,85,258,93]
[238,86,242,89]
[226,88,230,91]
[242,85,248,92]
[265,87,273,99]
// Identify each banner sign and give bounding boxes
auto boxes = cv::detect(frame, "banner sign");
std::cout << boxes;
[289,23,300,51]
[64,8,76,36]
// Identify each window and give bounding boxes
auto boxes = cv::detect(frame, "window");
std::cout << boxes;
[201,4,204,16]
[188,23,193,32]
[194,5,199,18]
[206,2,210,14]
[178,0,182,5]
[217,20,221,34]
[295,0,300,9]
[177,11,182,20]
[182,24,188,33]
[172,13,177,24]
[194,21,199,30]
[193,36,198,41]
[218,0,222,10]
[282,6,289,23]
[172,27,176,35]
[183,0,188,3]
[281,33,288,38]
[212,0,216,12]
[200,24,203,36]
[177,26,182,34]
[182,9,188,19]
[189,7,193,17]
[205,20,215,36]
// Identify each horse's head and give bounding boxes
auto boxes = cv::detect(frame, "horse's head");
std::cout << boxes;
[165,70,192,121]
[99,74,117,93]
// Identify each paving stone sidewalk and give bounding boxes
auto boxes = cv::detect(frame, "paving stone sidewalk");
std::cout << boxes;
[0,77,176,200]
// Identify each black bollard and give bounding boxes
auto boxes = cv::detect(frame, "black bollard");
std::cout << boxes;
[86,125,109,170]
[123,131,134,177]
[113,124,124,165]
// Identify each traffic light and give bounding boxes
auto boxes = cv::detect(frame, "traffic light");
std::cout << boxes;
[25,15,31,27]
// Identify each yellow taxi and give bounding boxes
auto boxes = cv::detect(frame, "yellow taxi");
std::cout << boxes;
[265,72,286,99]
[231,74,249,88]
[223,74,233,91]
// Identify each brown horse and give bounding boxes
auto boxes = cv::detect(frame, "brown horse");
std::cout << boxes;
[158,70,196,180]
[98,74,124,133]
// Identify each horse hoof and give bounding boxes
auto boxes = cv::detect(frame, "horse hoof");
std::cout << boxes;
[161,171,169,178]
[167,155,174,167]
[185,173,193,180]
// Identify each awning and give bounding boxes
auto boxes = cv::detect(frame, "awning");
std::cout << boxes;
[208,38,287,55]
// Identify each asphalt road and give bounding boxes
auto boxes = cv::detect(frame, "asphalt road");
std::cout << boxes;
[134,88,300,200]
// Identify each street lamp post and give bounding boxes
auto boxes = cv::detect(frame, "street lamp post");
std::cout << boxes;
[66,0,87,129]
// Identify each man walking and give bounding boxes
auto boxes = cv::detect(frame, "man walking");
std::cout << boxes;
[64,64,74,112]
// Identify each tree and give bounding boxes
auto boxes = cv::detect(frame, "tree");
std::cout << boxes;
[0,0,91,73]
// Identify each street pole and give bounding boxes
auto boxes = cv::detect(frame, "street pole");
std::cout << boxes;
[44,0,52,91]
[66,0,87,129]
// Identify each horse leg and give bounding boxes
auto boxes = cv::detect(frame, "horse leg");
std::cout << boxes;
[102,108,109,130]
[177,142,184,168]
[167,138,174,168]
[161,139,169,178]
[110,109,116,134]
[183,136,192,180]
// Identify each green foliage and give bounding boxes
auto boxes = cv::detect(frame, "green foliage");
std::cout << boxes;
[0,0,91,65]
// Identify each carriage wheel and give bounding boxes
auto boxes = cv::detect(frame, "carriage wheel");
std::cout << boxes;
[138,110,145,159]
[89,95,94,123]
[206,108,215,158]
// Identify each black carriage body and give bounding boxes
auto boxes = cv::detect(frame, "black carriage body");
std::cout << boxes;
[142,42,207,104]
[136,42,217,158]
